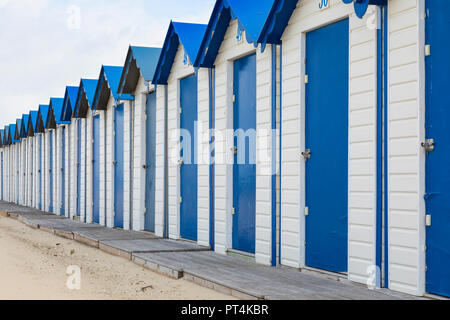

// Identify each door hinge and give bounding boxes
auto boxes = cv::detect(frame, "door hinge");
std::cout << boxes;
[232,95,236,103]
[426,214,432,227]
[425,44,431,57]
[179,197,183,204]
[304,74,309,84]
[305,207,309,216]
[144,114,147,121]
[421,139,435,154]
[231,146,237,155]
[232,208,236,215]
[179,108,182,114]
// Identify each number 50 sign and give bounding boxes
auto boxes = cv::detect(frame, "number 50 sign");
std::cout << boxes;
[318,0,330,10]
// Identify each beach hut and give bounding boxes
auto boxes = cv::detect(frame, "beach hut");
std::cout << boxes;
[118,46,162,232]
[152,21,208,241]
[192,0,285,263]
[61,86,80,219]
[92,66,134,228]
[72,78,98,222]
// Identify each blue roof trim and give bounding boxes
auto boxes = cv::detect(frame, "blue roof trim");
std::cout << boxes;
[74,78,98,118]
[62,86,79,122]
[93,66,134,111]
[342,0,387,19]
[153,22,208,85]
[258,0,298,48]
[194,0,276,67]
[0,129,4,146]
[118,46,162,94]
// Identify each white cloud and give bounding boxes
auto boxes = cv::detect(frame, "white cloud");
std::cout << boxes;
[0,0,215,127]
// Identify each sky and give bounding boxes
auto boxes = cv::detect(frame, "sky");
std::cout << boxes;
[0,0,215,128]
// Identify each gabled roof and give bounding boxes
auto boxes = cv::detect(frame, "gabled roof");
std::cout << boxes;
[118,46,162,94]
[194,0,278,67]
[61,86,79,122]
[48,97,68,128]
[258,0,298,47]
[37,105,49,133]
[10,124,19,144]
[29,110,39,136]
[21,114,30,138]
[74,78,98,118]
[4,126,10,145]
[153,22,208,85]
[15,119,23,141]
[93,65,134,111]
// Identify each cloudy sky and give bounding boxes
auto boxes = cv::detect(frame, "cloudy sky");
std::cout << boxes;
[0,0,215,128]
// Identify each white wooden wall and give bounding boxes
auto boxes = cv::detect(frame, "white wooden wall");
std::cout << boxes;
[53,128,58,214]
[387,0,425,296]
[155,85,167,237]
[132,76,147,231]
[106,96,114,228]
[86,112,93,223]
[70,121,77,219]
[123,100,132,230]
[64,124,70,218]
[99,110,106,226]
[197,67,210,247]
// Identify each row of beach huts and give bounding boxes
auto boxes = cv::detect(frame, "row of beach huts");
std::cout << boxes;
[0,0,448,298]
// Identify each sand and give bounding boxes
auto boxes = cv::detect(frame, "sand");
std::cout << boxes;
[0,216,234,300]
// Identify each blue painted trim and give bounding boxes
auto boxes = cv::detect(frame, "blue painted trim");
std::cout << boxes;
[278,43,283,265]
[375,7,383,286]
[383,4,389,288]
[209,68,216,250]
[271,44,277,267]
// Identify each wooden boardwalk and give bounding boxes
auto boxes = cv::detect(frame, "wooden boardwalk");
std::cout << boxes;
[0,201,420,300]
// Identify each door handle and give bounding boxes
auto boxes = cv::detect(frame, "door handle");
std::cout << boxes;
[302,149,311,161]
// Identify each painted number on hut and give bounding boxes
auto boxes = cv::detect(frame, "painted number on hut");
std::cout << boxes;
[318,0,329,10]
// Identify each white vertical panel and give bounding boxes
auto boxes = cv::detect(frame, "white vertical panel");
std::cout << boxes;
[155,85,167,237]
[99,110,106,225]
[197,67,210,247]
[387,0,425,296]
[132,77,147,231]
[86,112,93,223]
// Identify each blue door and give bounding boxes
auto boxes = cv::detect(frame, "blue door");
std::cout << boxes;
[145,92,156,232]
[77,120,81,217]
[114,104,124,228]
[49,130,53,213]
[425,0,450,298]
[232,54,257,254]
[180,74,198,241]
[39,135,42,210]
[61,127,66,216]
[92,115,100,224]
[305,19,349,273]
